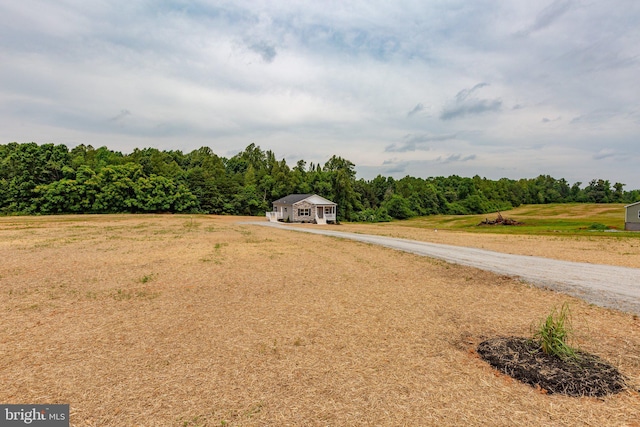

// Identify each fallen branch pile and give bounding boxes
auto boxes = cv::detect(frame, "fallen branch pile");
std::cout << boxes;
[478,212,523,226]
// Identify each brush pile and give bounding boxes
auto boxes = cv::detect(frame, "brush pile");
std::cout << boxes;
[478,212,523,226]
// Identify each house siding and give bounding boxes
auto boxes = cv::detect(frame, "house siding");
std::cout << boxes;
[626,222,640,231]
[292,200,315,223]
[624,203,640,231]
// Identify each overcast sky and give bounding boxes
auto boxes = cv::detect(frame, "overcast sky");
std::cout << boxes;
[1,1,639,187]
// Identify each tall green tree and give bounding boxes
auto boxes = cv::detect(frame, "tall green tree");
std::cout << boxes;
[323,155,361,221]
[583,179,612,203]
[184,147,229,213]
[0,142,70,213]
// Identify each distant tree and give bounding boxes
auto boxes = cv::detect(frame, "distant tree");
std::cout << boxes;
[460,194,492,214]
[583,179,612,203]
[89,164,142,213]
[383,194,415,219]
[291,160,312,194]
[184,147,228,213]
[135,175,197,212]
[127,147,185,179]
[323,155,361,221]
[612,182,625,202]
[0,142,70,213]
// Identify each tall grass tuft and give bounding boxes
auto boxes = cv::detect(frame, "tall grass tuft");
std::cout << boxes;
[532,303,580,361]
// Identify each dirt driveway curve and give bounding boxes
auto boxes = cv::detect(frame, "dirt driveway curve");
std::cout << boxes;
[251,221,640,315]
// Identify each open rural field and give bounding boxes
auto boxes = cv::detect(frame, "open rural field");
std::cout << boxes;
[327,204,640,268]
[1,212,639,426]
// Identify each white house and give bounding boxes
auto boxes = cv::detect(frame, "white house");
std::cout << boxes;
[624,201,640,231]
[266,194,337,224]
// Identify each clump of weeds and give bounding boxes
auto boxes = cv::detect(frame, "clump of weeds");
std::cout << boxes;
[531,302,580,362]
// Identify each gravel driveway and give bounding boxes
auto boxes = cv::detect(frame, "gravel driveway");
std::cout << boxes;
[251,221,640,315]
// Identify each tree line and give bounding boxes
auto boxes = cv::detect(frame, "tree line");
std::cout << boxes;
[1,142,638,221]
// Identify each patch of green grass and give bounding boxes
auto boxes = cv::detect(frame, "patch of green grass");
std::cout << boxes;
[113,289,133,300]
[33,241,55,248]
[19,303,40,311]
[183,217,201,230]
[257,339,279,356]
[152,229,173,235]
[8,288,29,297]
[112,287,160,301]
[237,227,253,236]
[131,222,151,229]
[135,288,161,299]
[139,274,154,284]
[531,303,579,362]
[198,242,229,264]
[245,402,264,418]
[181,415,206,427]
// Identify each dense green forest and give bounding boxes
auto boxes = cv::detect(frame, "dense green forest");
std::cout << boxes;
[1,142,638,221]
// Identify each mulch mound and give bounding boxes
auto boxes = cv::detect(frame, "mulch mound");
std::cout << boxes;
[477,337,627,397]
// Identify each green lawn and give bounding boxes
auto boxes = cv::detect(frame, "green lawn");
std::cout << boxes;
[392,204,638,237]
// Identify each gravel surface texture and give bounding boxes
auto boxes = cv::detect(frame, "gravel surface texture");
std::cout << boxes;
[251,221,640,315]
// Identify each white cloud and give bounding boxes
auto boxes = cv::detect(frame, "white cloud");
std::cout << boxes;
[0,0,639,188]
[440,83,503,120]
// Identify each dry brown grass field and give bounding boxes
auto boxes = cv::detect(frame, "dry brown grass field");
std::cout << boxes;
[1,214,639,426]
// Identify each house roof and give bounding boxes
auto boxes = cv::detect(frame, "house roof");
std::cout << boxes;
[625,201,640,208]
[272,194,313,205]
[304,194,336,205]
[272,194,336,205]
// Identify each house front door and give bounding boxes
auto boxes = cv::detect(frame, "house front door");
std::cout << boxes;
[317,206,323,218]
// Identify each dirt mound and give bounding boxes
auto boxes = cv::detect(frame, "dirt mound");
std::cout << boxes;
[477,337,627,397]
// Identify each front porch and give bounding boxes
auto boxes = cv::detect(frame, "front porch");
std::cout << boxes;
[314,206,336,224]
[266,211,283,222]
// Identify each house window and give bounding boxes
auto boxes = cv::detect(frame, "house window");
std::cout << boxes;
[298,208,310,216]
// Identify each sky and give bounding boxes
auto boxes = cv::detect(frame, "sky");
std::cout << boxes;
[1,1,639,188]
